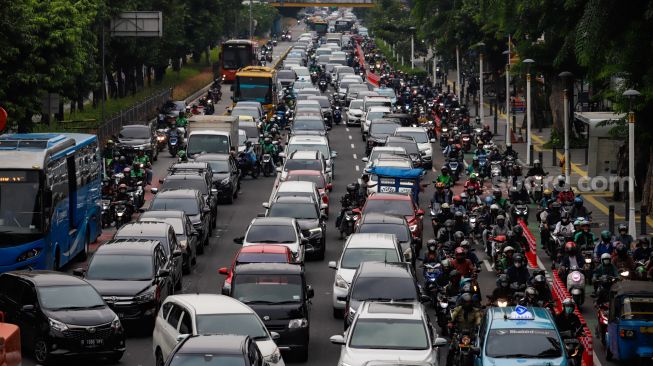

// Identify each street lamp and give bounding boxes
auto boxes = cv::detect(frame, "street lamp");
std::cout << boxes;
[249,0,253,40]
[475,42,486,125]
[523,58,535,165]
[503,50,511,146]
[409,26,416,69]
[623,88,641,237]
[559,71,574,183]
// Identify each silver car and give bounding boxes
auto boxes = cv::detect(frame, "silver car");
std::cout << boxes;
[330,301,446,366]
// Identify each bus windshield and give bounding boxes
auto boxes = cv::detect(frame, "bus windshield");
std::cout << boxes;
[0,170,43,244]
[222,44,253,70]
[236,76,272,104]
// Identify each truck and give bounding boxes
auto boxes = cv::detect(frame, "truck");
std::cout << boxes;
[326,33,343,47]
[186,115,239,157]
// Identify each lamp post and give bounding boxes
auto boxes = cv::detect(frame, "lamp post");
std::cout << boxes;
[523,58,535,165]
[503,50,511,146]
[456,46,461,101]
[559,71,574,182]
[475,42,486,125]
[409,26,416,69]
[623,89,641,237]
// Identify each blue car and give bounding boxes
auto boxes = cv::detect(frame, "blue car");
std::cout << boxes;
[475,306,568,366]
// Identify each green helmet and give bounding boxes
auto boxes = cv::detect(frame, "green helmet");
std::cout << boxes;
[177,150,187,158]
[601,230,612,240]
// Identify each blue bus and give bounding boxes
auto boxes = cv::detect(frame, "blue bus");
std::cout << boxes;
[0,133,102,273]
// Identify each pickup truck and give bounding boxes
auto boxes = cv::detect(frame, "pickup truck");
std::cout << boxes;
[186,115,239,158]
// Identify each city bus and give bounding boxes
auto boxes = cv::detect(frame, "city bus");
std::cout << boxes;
[220,39,258,82]
[314,20,328,36]
[234,66,278,116]
[0,133,102,273]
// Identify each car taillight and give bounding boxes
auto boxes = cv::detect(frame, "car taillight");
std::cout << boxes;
[155,286,161,302]
[322,195,328,204]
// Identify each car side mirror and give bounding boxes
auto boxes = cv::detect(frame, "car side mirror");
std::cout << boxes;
[328,261,337,269]
[325,168,332,173]
[233,236,244,244]
[210,188,218,195]
[270,331,281,340]
[433,337,448,348]
[307,285,314,299]
[176,334,190,343]
[157,268,170,277]
[203,207,211,213]
[276,167,282,173]
[471,346,481,355]
[218,267,228,275]
[173,250,183,258]
[330,335,345,345]
[150,187,159,194]
[331,151,338,158]
[420,294,431,303]
[326,183,333,191]
[320,203,328,210]
[72,268,86,277]
[336,295,348,302]
[262,202,270,209]
[430,138,436,143]
[158,178,164,184]
[278,152,286,158]
[321,213,328,221]
[21,304,35,312]
[361,157,368,162]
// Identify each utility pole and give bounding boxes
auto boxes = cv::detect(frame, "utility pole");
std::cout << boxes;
[559,71,573,182]
[624,89,641,237]
[249,0,253,40]
[523,59,535,165]
[456,46,461,101]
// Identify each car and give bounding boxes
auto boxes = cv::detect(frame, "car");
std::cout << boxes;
[277,70,296,89]
[219,245,294,295]
[237,217,307,265]
[346,84,370,104]
[138,210,200,272]
[291,66,311,82]
[113,222,184,289]
[364,154,414,194]
[365,119,400,155]
[359,193,425,242]
[363,96,393,112]
[149,189,212,248]
[76,239,174,331]
[307,95,333,124]
[328,233,403,317]
[0,271,126,364]
[117,122,158,161]
[476,306,566,365]
[153,294,285,366]
[385,135,425,168]
[356,213,416,264]
[264,196,327,260]
[284,170,331,211]
[284,135,336,178]
[230,263,314,362]
[192,153,240,203]
[330,301,447,366]
[394,127,434,167]
[271,181,326,216]
[345,99,364,126]
[362,106,392,138]
[234,102,265,119]
[231,107,263,122]
[296,88,321,101]
[362,146,409,168]
[290,116,328,136]
[279,150,330,182]
[343,261,424,327]
[338,76,364,96]
[164,334,267,366]
[162,162,219,224]
[239,120,261,146]
[373,87,397,105]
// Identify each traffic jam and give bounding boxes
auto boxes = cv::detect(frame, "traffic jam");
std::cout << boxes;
[1,7,653,366]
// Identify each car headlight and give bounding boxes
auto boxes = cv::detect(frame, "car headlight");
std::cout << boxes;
[403,247,413,261]
[49,318,68,332]
[424,148,432,155]
[340,363,353,366]
[266,348,282,364]
[335,275,349,289]
[288,318,308,328]
[16,248,41,262]
[221,177,230,185]
[308,227,322,237]
[178,239,188,250]
[409,224,418,232]
[111,315,122,331]
[134,287,156,303]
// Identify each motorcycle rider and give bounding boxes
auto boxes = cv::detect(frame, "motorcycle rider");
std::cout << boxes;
[526,159,546,177]
[432,203,454,237]
[573,220,595,251]
[113,183,134,219]
[463,173,481,194]
[175,112,188,128]
[507,254,530,287]
[113,156,128,174]
[493,188,509,212]
[488,274,514,305]
[451,195,467,215]
[593,230,615,262]
[553,213,575,242]
[592,253,618,294]
[552,175,568,197]
[261,137,279,165]
[448,293,482,334]
[437,219,456,244]
[133,149,152,186]
[461,240,480,269]
[452,211,469,235]
[503,145,519,160]
[419,239,440,264]
[452,247,476,278]
[517,287,541,306]
[495,244,514,273]
[557,185,576,204]
[614,223,634,249]
[531,273,553,304]
[479,124,493,143]
[633,236,652,261]
[431,182,453,208]
[554,298,584,340]
[435,166,454,188]
[558,241,584,280]
[509,225,530,253]
[130,160,146,182]
[570,196,591,219]
[539,189,553,208]
[612,242,635,274]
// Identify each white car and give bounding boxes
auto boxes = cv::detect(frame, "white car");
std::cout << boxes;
[329,301,447,366]
[345,99,364,126]
[394,127,435,167]
[285,135,336,178]
[271,180,326,216]
[242,217,305,264]
[153,294,285,366]
[291,66,311,83]
[328,233,403,316]
[362,106,392,138]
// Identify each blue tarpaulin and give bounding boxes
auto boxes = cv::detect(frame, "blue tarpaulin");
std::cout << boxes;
[366,166,424,179]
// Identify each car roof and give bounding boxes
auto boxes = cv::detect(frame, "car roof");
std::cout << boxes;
[139,210,186,220]
[289,150,321,159]
[167,294,254,315]
[486,306,557,330]
[386,136,416,144]
[345,233,398,248]
[286,169,323,176]
[4,270,89,287]
[371,146,406,153]
[121,124,149,130]
[234,263,303,275]
[240,245,291,254]
[114,222,172,237]
[395,127,428,134]
[97,239,160,255]
[151,189,199,198]
[288,135,328,144]
[177,334,247,354]
[250,217,295,226]
[368,106,391,112]
[193,153,230,162]
[273,196,315,205]
[358,301,424,321]
[163,174,205,183]
[368,192,412,201]
[360,213,407,225]
[357,261,413,278]
[277,181,317,192]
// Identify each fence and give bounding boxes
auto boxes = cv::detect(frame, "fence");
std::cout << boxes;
[355,42,380,87]
[517,219,538,269]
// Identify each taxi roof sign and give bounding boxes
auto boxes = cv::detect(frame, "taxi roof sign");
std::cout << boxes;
[508,305,534,320]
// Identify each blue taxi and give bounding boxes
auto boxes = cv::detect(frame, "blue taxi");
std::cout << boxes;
[475,306,568,366]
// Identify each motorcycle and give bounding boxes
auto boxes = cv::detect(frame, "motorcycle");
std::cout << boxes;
[318,79,328,92]
[510,201,529,225]
[337,208,358,239]
[461,133,471,152]
[490,161,502,178]
[582,250,594,283]
[155,129,167,151]
[447,332,477,366]
[237,152,260,179]
[529,175,545,202]
[566,266,586,306]
[113,201,132,228]
[101,199,113,228]
[435,292,453,336]
[261,153,275,177]
[422,263,442,306]
[167,130,182,157]
[333,107,342,125]
[447,158,460,182]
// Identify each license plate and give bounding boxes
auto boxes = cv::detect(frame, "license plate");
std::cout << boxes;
[640,326,653,333]
[380,186,396,192]
[82,339,104,347]
[170,138,177,144]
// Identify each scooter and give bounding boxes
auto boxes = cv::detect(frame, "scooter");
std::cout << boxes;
[337,208,358,239]
[566,266,586,306]
[510,201,529,225]
[113,201,132,228]
[155,129,167,151]
[333,107,342,125]
[101,199,113,228]
[261,153,275,177]
[422,263,442,306]
[318,79,328,92]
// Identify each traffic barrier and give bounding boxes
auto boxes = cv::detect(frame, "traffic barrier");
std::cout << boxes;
[517,219,538,269]
[367,72,380,87]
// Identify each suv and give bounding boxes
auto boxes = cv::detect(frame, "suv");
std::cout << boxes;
[149,189,212,248]
[330,301,446,366]
[285,135,336,178]
[280,150,330,182]
[165,334,267,366]
[343,261,424,328]
[328,233,403,318]
[385,135,423,168]
[192,153,240,203]
[271,181,325,216]
[117,122,158,161]
[361,106,391,138]
[162,162,218,224]
[265,196,326,260]
[237,217,306,265]
[230,263,314,362]
[366,120,399,155]
[356,213,416,265]
[219,245,294,295]
[394,127,434,167]
[0,271,126,364]
[360,192,425,242]
[138,210,200,272]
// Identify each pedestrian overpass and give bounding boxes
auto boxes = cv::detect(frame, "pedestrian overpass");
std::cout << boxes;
[268,0,375,8]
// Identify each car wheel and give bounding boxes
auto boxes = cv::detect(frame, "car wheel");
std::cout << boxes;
[155,348,165,366]
[33,338,52,365]
[107,351,124,364]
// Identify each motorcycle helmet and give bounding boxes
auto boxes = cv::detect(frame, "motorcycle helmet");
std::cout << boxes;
[618,223,627,233]
[533,274,546,287]
[444,219,454,231]
[513,253,524,267]
[118,183,127,193]
[245,141,252,148]
[460,240,470,249]
[470,173,478,180]
[441,165,450,174]
[525,287,538,301]
[496,215,505,225]
[498,274,509,288]
[435,182,445,190]
[503,245,514,254]
[453,195,462,205]
[441,203,450,210]
[454,231,465,243]
[263,137,271,144]
[346,183,357,194]
[543,189,552,197]
[574,196,583,206]
[454,210,464,220]
[600,253,612,265]
[460,192,468,202]
[485,196,494,206]
[490,204,500,213]
[472,156,479,162]
[533,159,541,168]
[600,230,612,241]
[615,242,627,256]
[493,188,502,199]
[427,239,437,252]
[118,156,126,163]
[562,297,575,314]
[557,175,566,185]
[123,167,131,175]
[449,269,460,281]
[561,213,570,224]
[441,259,451,270]
[461,293,473,308]
[564,241,577,254]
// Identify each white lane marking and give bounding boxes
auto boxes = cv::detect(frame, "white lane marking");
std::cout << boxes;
[355,165,360,172]
[346,127,350,132]
[351,143,355,149]
[536,256,546,270]
[483,259,493,272]
[353,153,357,159]
[348,135,352,140]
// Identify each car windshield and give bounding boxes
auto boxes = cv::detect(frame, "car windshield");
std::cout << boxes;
[352,277,418,301]
[196,314,268,339]
[284,159,322,172]
[397,131,429,143]
[37,285,105,310]
[278,71,295,80]
[387,141,419,155]
[86,254,153,280]
[139,217,184,234]
[349,319,428,350]
[369,150,406,161]
[358,224,409,242]
[162,179,207,194]
[365,199,413,216]
[231,108,259,119]
[485,329,562,358]
[370,123,398,135]
[286,174,325,189]
[169,354,246,366]
[366,111,387,121]
[119,126,150,139]
[269,203,318,219]
[341,248,400,269]
[0,170,44,242]
[237,252,288,264]
[294,68,310,76]
[232,274,302,304]
[288,144,329,159]
[187,135,230,155]
[293,119,325,131]
[236,76,271,104]
[245,225,296,243]
[309,98,330,108]
[622,297,653,320]
[375,89,396,99]
[349,100,363,109]
[151,197,199,215]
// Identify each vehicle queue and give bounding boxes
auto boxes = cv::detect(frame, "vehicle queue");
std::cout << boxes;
[1,7,653,366]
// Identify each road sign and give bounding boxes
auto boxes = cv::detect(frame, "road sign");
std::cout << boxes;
[111,12,162,37]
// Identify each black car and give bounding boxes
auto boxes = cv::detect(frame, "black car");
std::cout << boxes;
[366,120,399,155]
[341,261,425,328]
[356,213,417,264]
[0,271,125,364]
[149,189,212,248]
[163,162,219,225]
[113,222,184,289]
[76,239,174,331]
[165,334,267,366]
[138,210,200,271]
[117,123,158,161]
[230,263,314,362]
[156,174,218,229]
[192,153,240,203]
[265,196,327,260]
[385,135,423,167]
[384,113,415,127]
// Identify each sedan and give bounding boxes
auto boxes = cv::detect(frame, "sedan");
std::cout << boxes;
[357,192,425,242]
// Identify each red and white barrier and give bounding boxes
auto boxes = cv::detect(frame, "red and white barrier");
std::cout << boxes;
[517,219,538,269]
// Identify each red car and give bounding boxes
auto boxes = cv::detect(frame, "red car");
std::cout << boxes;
[355,192,425,241]
[285,169,332,213]
[218,244,293,295]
